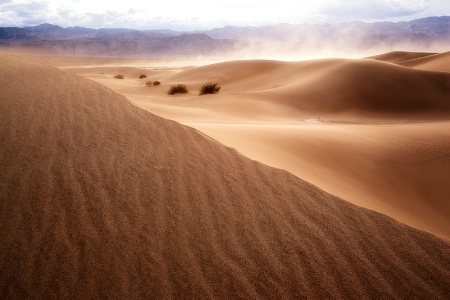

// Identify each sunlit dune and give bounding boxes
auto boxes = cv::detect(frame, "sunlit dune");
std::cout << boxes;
[1,52,450,298]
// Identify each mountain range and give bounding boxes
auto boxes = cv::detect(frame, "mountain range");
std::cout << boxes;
[0,16,448,57]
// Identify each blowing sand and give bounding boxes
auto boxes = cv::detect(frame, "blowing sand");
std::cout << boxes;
[1,52,450,299]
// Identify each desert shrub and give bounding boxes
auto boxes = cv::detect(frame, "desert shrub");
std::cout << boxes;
[139,74,147,79]
[114,74,124,79]
[168,83,188,95]
[145,80,161,87]
[199,82,221,95]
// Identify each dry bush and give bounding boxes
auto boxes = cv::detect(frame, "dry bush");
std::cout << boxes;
[145,80,161,87]
[199,82,221,95]
[168,84,188,95]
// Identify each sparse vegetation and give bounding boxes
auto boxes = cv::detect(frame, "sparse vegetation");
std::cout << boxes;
[168,83,188,95]
[139,74,147,79]
[114,74,124,79]
[199,82,221,95]
[145,80,161,87]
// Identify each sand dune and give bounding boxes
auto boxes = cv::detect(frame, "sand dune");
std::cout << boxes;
[67,56,450,121]
[165,58,450,120]
[398,51,450,72]
[167,56,450,239]
[63,53,450,239]
[1,53,450,299]
[192,121,450,239]
[367,51,437,64]
[369,50,450,72]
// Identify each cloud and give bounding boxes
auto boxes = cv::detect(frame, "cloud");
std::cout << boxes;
[0,0,445,29]
[316,0,431,20]
[9,2,49,18]
[0,1,53,26]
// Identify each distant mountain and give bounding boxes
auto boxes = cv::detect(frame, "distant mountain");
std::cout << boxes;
[0,16,448,57]
[0,23,237,56]
[203,16,449,42]
[0,23,173,40]
[202,16,450,52]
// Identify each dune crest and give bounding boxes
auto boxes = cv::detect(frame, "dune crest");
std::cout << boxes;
[2,53,449,299]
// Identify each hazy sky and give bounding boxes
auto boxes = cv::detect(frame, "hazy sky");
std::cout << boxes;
[0,0,449,30]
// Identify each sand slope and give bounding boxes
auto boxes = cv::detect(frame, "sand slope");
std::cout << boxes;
[3,53,449,299]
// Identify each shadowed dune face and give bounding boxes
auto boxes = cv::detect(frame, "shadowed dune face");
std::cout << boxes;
[1,53,450,299]
[290,59,450,116]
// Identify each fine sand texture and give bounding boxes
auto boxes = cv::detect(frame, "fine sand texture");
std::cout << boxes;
[1,53,450,299]
[62,52,450,239]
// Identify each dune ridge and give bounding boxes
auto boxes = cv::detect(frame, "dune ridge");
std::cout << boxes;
[2,53,449,299]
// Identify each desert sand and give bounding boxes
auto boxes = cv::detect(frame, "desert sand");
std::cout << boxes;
[59,51,450,240]
[1,52,449,299]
